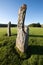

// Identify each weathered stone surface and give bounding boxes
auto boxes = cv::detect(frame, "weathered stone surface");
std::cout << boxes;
[16,4,29,52]
[7,22,11,36]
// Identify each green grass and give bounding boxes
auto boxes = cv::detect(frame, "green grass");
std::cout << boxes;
[29,27,43,35]
[0,27,43,65]
[0,27,17,36]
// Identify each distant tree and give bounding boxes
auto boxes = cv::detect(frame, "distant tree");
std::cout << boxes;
[28,23,41,27]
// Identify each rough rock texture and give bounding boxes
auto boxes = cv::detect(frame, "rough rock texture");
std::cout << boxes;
[16,4,29,52]
[7,22,11,36]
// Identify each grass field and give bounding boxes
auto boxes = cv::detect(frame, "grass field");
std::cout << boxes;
[0,27,17,36]
[0,27,43,65]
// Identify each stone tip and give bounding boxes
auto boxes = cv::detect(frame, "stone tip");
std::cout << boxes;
[21,4,27,9]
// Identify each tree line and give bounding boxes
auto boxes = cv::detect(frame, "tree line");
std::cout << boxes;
[0,24,17,27]
[0,23,42,27]
[28,23,41,27]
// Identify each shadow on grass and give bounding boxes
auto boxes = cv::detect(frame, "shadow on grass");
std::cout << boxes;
[29,34,43,37]
[15,45,43,60]
[4,33,17,36]
[21,45,43,59]
[28,45,43,55]
[11,34,17,36]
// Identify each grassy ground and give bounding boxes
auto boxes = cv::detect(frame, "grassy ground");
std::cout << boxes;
[0,27,17,36]
[0,27,43,65]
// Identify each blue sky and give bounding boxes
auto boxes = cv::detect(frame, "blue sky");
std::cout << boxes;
[0,0,43,25]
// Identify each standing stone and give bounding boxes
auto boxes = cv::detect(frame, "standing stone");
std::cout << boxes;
[16,4,29,53]
[7,21,11,36]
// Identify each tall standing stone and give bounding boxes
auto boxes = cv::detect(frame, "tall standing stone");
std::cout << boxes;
[7,21,11,36]
[16,4,29,53]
